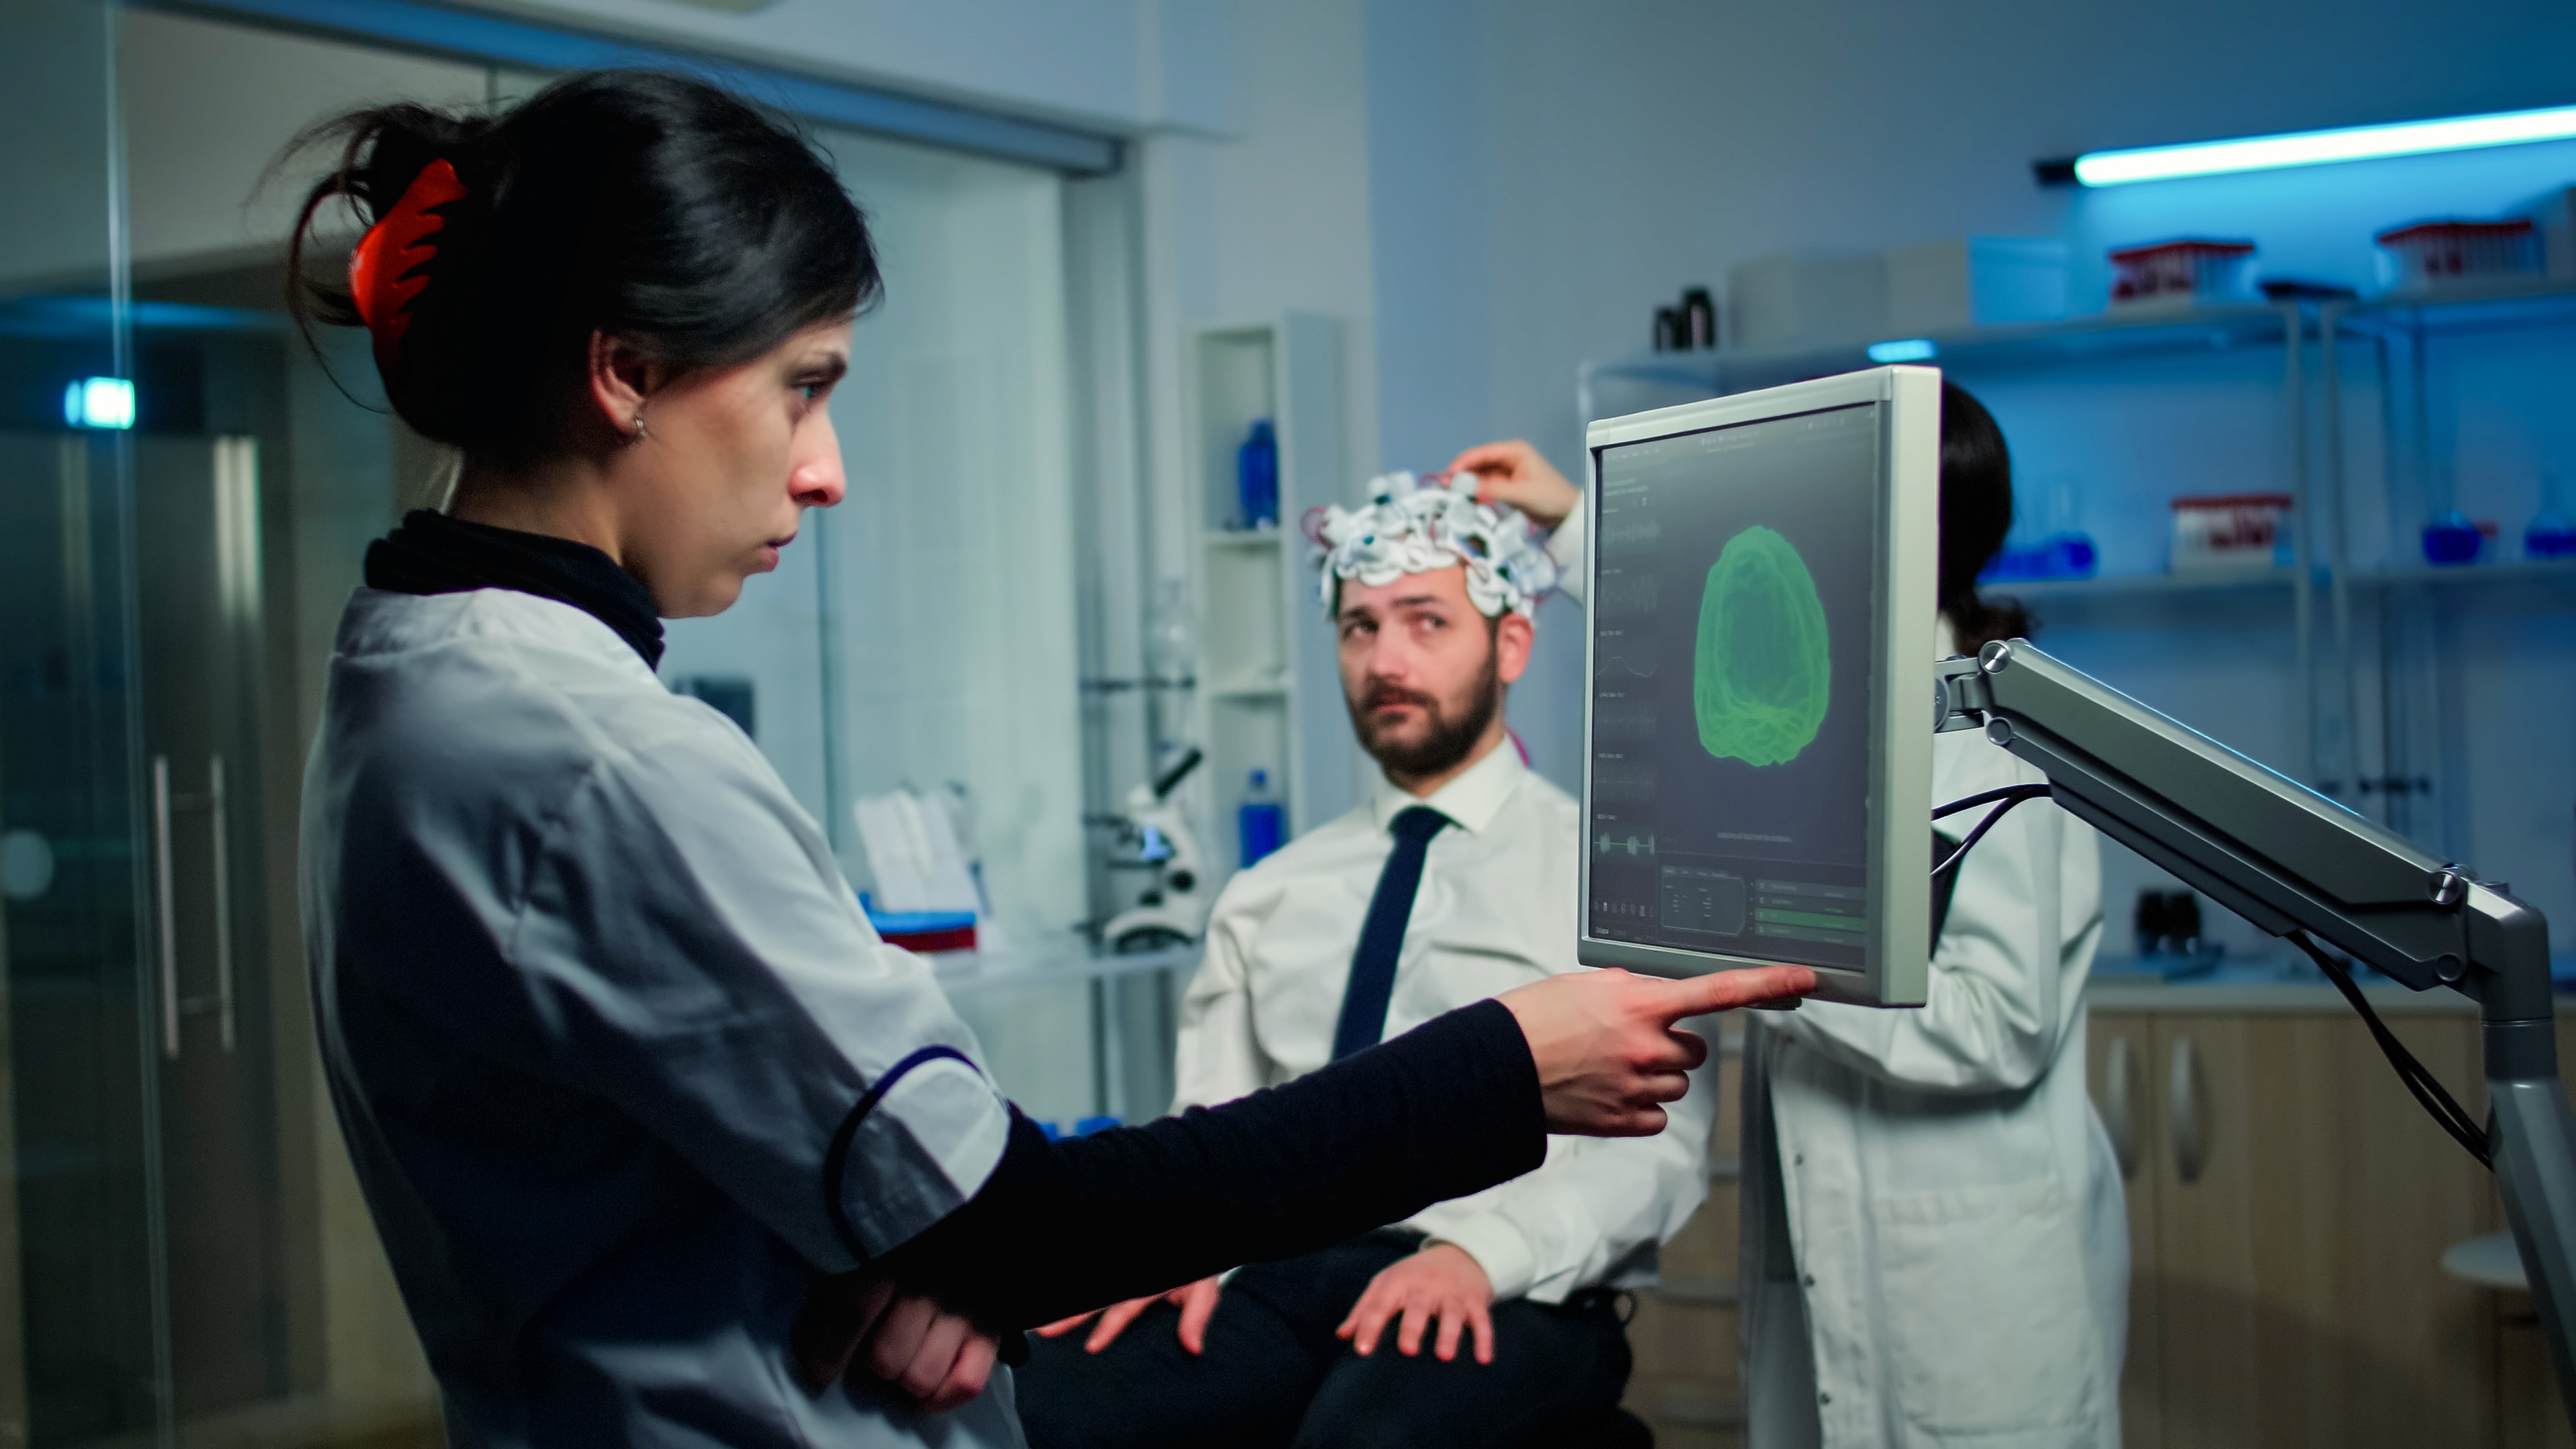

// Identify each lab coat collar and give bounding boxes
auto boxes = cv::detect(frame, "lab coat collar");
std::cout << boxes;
[1370,733,1525,837]
[335,585,665,690]
[1936,613,1960,659]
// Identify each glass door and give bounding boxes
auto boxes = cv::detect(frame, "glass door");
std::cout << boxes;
[0,1,168,1442]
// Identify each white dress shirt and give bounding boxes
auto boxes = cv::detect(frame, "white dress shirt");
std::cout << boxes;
[1173,739,1717,1305]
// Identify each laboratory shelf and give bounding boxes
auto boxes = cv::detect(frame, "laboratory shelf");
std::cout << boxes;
[1582,301,2296,405]
[2000,566,2300,603]
[1577,266,2576,970]
[1582,279,2576,415]
[2346,557,2576,590]
[2332,275,2576,340]
[1205,675,1289,700]
[1183,311,1350,915]
[926,933,1196,994]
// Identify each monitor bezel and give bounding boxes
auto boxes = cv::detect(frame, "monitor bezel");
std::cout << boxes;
[1576,365,1939,1008]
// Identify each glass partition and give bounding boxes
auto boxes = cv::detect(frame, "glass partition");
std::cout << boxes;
[1,9,1157,1444]
[1,1,162,1442]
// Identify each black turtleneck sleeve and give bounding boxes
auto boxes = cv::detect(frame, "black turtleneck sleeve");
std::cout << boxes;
[863,997,1544,1334]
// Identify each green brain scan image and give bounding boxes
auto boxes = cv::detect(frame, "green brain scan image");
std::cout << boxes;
[1693,525,1831,766]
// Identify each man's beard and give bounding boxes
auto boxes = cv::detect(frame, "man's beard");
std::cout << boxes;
[1348,647,1501,780]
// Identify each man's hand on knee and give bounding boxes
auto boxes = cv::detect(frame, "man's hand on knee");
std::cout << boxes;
[1036,1274,1226,1355]
[1336,1243,1496,1366]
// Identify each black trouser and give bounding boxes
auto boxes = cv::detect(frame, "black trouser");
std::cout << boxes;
[1016,1230,1632,1449]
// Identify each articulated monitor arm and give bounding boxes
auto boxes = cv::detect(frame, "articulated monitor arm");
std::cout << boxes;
[1933,640,2576,1415]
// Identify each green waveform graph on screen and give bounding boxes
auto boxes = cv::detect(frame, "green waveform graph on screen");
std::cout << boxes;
[1693,525,1831,767]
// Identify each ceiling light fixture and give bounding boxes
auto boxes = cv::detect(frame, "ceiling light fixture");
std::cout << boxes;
[2035,103,2576,187]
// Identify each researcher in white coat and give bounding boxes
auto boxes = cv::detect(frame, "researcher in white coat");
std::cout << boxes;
[284,70,1815,1449]
[1454,383,2125,1448]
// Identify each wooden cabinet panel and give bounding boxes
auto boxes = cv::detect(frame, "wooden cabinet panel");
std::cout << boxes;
[2145,1012,2494,1448]
[1627,1047,1746,1447]
[2089,1010,2163,1449]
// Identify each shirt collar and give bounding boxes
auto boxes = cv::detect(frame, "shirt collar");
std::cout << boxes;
[1370,735,1526,837]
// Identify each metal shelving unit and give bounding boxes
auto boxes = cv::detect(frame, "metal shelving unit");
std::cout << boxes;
[1583,300,2332,780]
[1578,301,2299,423]
[1580,281,2576,873]
[2316,280,2576,856]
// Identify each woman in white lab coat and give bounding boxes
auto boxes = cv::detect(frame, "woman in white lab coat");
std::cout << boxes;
[286,70,1811,1449]
[1456,384,2124,1449]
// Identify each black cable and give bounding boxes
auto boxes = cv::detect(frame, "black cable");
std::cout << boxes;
[2293,932,2487,1154]
[1931,787,2051,877]
[2288,931,2491,1169]
[1933,782,2053,822]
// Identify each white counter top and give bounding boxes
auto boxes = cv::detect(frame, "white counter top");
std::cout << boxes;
[923,933,1197,994]
[2085,955,2575,1014]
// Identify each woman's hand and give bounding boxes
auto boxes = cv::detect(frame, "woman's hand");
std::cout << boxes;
[1447,440,1580,530]
[1036,1274,1225,1355]
[1499,965,1814,1134]
[790,1273,998,1414]
[1338,1243,1497,1364]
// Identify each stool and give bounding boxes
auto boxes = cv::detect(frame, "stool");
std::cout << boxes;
[2443,1230,2528,1292]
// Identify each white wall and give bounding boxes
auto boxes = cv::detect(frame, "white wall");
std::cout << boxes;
[119,11,491,270]
[1132,0,1385,837]
[451,0,1234,133]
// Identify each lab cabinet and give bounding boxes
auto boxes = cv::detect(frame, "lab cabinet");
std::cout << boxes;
[1621,1032,1749,1444]
[2088,998,2565,1448]
[1611,996,2573,1446]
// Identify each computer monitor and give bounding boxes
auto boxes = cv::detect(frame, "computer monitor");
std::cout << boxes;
[1577,366,1940,1008]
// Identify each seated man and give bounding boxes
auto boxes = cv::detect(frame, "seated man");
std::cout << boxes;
[1018,474,1712,1449]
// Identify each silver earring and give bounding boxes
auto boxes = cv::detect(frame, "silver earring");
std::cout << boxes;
[632,415,649,440]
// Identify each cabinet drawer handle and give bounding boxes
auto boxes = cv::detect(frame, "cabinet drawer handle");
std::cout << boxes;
[2102,1035,2140,1181]
[152,755,180,1060]
[2170,1034,2208,1184]
[209,753,236,1054]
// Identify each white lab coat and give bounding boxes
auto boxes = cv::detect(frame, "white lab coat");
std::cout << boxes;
[301,586,1024,1448]
[1550,514,2123,1446]
[1737,618,2125,1449]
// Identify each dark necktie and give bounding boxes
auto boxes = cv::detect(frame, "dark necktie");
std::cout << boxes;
[1331,805,1451,1060]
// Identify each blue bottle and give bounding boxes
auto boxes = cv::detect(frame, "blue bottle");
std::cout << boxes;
[2422,511,2483,566]
[1239,769,1287,867]
[2530,514,2576,560]
[1238,419,1279,529]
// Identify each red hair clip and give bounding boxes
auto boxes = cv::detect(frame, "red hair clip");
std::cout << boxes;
[347,158,467,380]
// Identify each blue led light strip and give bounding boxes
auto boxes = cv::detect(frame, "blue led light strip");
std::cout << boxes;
[2074,104,2576,187]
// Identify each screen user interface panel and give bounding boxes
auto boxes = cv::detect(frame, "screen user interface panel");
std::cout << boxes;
[1587,402,1880,975]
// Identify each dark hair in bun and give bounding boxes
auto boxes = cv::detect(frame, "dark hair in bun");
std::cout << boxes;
[1936,380,2030,655]
[285,69,878,465]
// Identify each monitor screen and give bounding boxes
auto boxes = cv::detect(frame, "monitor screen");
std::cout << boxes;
[1585,401,1882,973]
